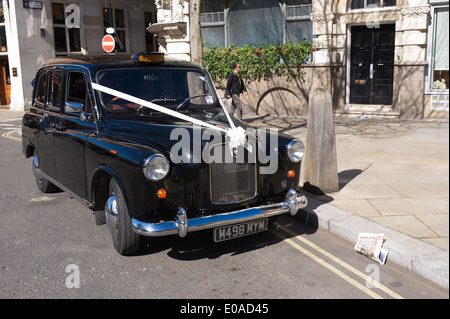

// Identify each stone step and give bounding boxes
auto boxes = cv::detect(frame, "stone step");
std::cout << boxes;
[335,104,400,119]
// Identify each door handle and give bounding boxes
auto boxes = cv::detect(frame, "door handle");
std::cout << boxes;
[54,123,66,131]
[40,113,48,125]
[369,64,374,79]
[49,122,66,131]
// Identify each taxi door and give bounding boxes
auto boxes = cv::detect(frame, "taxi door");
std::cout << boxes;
[53,67,97,199]
[34,66,65,180]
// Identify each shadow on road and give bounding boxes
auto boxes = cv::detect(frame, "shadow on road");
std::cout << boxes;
[134,213,318,260]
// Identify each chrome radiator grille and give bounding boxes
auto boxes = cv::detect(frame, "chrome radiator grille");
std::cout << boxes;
[209,143,257,204]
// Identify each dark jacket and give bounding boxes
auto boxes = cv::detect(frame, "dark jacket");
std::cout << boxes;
[225,71,247,96]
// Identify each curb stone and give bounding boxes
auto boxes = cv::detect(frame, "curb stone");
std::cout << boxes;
[299,196,449,291]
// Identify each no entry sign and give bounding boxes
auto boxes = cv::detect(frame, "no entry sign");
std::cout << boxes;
[102,34,115,53]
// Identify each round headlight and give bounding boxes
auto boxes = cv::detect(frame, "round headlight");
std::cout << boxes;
[143,154,170,181]
[287,139,305,163]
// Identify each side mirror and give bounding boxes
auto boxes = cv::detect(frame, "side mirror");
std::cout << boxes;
[220,97,228,106]
[65,101,83,114]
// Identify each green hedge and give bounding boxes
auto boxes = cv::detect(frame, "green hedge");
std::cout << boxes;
[203,41,312,87]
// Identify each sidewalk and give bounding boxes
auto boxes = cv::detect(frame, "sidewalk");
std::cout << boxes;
[2,109,449,290]
[0,109,25,120]
[246,115,449,290]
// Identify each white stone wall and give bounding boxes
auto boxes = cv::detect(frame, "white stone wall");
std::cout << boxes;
[4,0,155,111]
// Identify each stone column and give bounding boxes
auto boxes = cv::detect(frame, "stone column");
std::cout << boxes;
[303,87,339,194]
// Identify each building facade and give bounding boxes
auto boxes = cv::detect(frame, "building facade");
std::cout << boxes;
[152,0,448,119]
[1,0,157,110]
[1,0,448,119]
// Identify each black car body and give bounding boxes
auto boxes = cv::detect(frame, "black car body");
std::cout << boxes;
[22,53,307,255]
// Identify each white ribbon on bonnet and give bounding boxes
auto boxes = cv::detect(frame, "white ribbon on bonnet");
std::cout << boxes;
[91,82,248,153]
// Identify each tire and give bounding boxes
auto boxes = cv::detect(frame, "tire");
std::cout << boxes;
[106,178,141,255]
[32,153,59,193]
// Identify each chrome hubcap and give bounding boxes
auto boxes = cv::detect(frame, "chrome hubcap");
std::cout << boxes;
[32,156,44,186]
[33,155,40,169]
[105,195,119,237]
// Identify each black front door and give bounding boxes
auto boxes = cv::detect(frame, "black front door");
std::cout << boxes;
[350,24,395,105]
[54,68,96,199]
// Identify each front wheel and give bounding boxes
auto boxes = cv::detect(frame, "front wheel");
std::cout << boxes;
[105,178,141,255]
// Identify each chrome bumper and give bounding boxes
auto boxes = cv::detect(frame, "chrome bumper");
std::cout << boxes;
[131,189,307,238]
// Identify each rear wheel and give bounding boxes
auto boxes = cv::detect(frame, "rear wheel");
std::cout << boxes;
[105,178,141,255]
[32,153,59,193]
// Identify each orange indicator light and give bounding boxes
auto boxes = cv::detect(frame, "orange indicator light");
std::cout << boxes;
[287,170,296,178]
[157,189,167,199]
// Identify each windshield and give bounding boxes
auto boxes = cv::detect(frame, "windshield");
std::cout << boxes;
[96,68,218,113]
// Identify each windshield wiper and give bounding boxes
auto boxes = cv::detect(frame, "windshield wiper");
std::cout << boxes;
[137,98,177,116]
[149,98,176,103]
[176,94,209,110]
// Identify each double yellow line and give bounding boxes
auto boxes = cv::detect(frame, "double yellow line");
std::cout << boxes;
[271,223,404,299]
[2,129,21,142]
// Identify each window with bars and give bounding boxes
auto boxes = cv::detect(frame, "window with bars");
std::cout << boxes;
[350,0,396,10]
[201,0,226,48]
[284,0,313,43]
[430,6,449,91]
[201,0,225,24]
[430,94,449,111]
[52,3,82,54]
[200,0,313,47]
[285,0,312,19]
[201,11,225,23]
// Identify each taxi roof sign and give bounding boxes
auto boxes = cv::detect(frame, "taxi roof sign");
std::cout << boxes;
[132,52,165,64]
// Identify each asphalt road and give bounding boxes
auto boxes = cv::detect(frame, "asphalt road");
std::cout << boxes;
[0,117,447,304]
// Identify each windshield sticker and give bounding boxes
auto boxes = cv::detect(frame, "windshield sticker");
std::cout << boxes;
[205,95,214,104]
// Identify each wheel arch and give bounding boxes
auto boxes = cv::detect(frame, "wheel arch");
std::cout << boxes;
[24,143,36,158]
[89,165,126,212]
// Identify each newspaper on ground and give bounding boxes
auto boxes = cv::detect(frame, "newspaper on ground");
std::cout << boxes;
[354,233,388,265]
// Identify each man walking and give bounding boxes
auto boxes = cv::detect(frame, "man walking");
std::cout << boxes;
[225,63,248,120]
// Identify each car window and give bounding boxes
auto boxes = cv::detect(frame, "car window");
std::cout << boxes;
[47,68,64,111]
[96,68,217,113]
[65,71,94,114]
[34,70,48,108]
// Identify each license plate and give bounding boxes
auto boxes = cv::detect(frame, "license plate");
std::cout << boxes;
[213,219,268,242]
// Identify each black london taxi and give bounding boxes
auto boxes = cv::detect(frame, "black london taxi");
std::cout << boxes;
[22,52,307,255]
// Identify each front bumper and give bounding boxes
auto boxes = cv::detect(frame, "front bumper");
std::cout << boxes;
[131,189,307,238]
